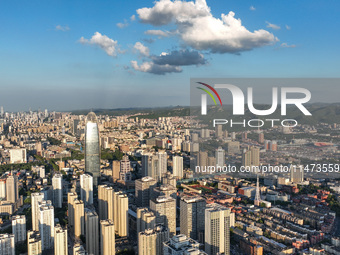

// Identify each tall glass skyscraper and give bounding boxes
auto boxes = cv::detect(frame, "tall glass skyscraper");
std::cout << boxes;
[85,112,100,187]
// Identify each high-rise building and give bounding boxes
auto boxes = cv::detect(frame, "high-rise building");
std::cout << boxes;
[215,147,225,169]
[135,177,157,207]
[6,174,18,203]
[85,112,100,187]
[80,174,93,206]
[204,204,230,255]
[52,174,63,208]
[242,147,260,168]
[100,220,115,255]
[39,204,54,251]
[54,224,68,255]
[0,234,15,255]
[84,207,99,255]
[258,133,264,143]
[72,119,80,136]
[198,151,208,168]
[180,196,206,241]
[12,215,26,243]
[73,243,86,255]
[138,224,169,255]
[172,156,183,179]
[137,208,156,234]
[114,191,129,237]
[120,155,132,182]
[73,200,85,239]
[157,151,168,182]
[150,196,176,237]
[27,231,42,255]
[112,161,120,180]
[0,179,6,200]
[215,124,223,138]
[31,193,44,231]
[290,165,304,183]
[151,184,177,200]
[0,106,3,117]
[163,234,207,255]
[161,172,177,188]
[67,192,78,235]
[98,185,114,221]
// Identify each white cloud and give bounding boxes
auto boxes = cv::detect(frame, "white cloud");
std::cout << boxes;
[137,0,277,53]
[250,6,256,11]
[134,42,150,56]
[144,30,170,37]
[286,25,291,30]
[130,15,136,21]
[117,20,129,29]
[152,49,206,66]
[79,32,121,57]
[280,43,296,48]
[266,21,281,30]
[55,25,70,31]
[131,60,181,75]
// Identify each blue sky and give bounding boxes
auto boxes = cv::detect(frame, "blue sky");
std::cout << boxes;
[0,0,339,111]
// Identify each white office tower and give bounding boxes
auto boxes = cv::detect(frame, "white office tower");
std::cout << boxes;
[84,207,99,255]
[98,185,114,221]
[27,231,42,255]
[180,196,206,241]
[12,215,26,243]
[114,191,129,237]
[215,147,225,169]
[31,192,44,231]
[163,234,207,255]
[290,165,304,183]
[172,156,183,179]
[150,196,176,237]
[52,174,63,208]
[54,224,68,255]
[0,234,15,255]
[138,224,169,255]
[100,220,115,255]
[73,243,86,255]
[6,174,19,203]
[137,208,156,234]
[80,174,93,206]
[204,204,230,255]
[39,203,54,251]
[0,179,6,200]
[157,151,168,182]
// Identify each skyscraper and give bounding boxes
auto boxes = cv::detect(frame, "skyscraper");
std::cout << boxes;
[135,176,157,207]
[80,174,93,206]
[67,192,78,235]
[12,215,26,243]
[0,179,6,200]
[215,147,225,169]
[85,112,100,187]
[27,231,42,255]
[180,196,206,241]
[98,185,114,221]
[150,196,176,237]
[100,220,115,255]
[73,200,85,239]
[0,234,15,255]
[31,193,44,231]
[114,192,129,237]
[39,204,54,251]
[84,207,99,255]
[137,208,156,234]
[172,156,183,179]
[290,165,304,183]
[120,155,132,182]
[204,204,230,255]
[6,174,18,204]
[138,225,169,255]
[157,151,168,182]
[73,243,86,255]
[52,174,63,208]
[54,224,68,255]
